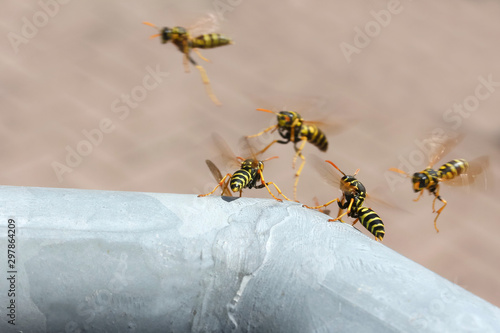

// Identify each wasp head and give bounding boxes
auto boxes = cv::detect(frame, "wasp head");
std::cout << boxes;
[160,27,173,43]
[411,172,427,192]
[161,26,188,42]
[277,111,302,128]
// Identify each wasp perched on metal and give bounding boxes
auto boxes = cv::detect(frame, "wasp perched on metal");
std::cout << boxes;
[246,108,332,201]
[389,135,489,232]
[143,15,233,105]
[198,133,292,202]
[304,157,385,241]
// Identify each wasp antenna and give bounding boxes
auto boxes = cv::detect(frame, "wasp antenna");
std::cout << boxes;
[149,33,161,39]
[143,21,159,29]
[325,160,346,176]
[256,108,279,115]
[388,167,410,177]
[263,156,279,162]
[354,168,360,176]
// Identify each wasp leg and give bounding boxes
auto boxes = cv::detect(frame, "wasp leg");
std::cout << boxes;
[182,41,193,73]
[257,170,287,202]
[193,48,211,63]
[293,151,306,201]
[222,178,231,197]
[313,196,330,215]
[332,197,354,223]
[432,189,447,233]
[267,181,293,202]
[292,137,307,169]
[198,173,232,197]
[335,196,347,223]
[254,139,279,156]
[351,218,359,226]
[246,125,279,139]
[303,197,339,210]
[182,55,191,73]
[431,186,441,212]
[291,137,308,201]
[413,190,424,202]
[329,210,349,223]
[194,64,222,106]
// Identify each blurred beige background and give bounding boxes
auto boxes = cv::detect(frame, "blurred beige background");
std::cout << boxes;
[2,0,500,307]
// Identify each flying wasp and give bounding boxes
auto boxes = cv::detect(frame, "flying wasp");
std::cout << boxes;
[389,136,489,232]
[303,156,385,241]
[246,108,332,201]
[198,133,292,202]
[143,15,233,105]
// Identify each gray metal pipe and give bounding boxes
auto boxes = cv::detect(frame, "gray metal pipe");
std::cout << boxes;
[0,186,499,332]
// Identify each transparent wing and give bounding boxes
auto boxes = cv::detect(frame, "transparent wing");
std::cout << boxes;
[205,159,232,197]
[237,135,258,159]
[188,13,221,37]
[302,118,348,137]
[365,191,396,211]
[310,154,342,189]
[441,156,490,188]
[237,136,279,169]
[426,133,465,168]
[212,133,241,171]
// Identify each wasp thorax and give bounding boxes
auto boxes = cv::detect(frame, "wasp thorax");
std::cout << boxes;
[173,26,188,34]
[241,159,254,170]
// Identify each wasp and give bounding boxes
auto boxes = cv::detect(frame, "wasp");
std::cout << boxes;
[304,157,385,241]
[143,16,233,105]
[389,135,489,232]
[198,134,292,202]
[246,108,330,201]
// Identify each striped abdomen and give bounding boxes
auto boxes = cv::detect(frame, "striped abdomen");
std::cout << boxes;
[354,207,385,241]
[191,34,232,49]
[230,169,253,192]
[438,159,468,180]
[300,124,328,152]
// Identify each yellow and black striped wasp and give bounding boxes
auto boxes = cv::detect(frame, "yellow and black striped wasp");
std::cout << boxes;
[304,156,385,241]
[246,108,333,201]
[198,133,292,202]
[389,136,489,232]
[143,14,233,105]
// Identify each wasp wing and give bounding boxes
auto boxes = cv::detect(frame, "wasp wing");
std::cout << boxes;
[205,159,232,197]
[301,118,349,137]
[212,133,241,171]
[188,13,221,37]
[426,133,465,168]
[310,155,342,189]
